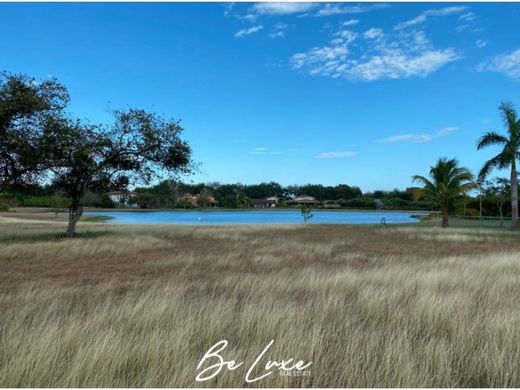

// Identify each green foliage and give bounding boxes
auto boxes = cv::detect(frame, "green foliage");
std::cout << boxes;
[0,204,8,212]
[412,158,474,227]
[477,101,520,230]
[301,205,313,223]
[131,192,161,209]
[81,215,114,223]
[0,73,69,191]
[82,191,116,209]
[343,196,376,209]
[21,195,70,208]
[44,108,192,236]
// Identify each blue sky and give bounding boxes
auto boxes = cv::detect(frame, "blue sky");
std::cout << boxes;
[1,2,519,191]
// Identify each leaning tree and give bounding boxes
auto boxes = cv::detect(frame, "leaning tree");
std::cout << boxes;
[0,72,68,191]
[44,109,193,237]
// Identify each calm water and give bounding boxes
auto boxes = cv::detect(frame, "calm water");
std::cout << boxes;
[85,210,424,225]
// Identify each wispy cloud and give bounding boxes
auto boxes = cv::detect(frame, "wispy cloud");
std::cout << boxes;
[477,49,520,80]
[363,28,384,39]
[269,22,288,38]
[291,29,458,81]
[250,147,283,155]
[342,19,359,27]
[315,151,358,159]
[315,3,389,17]
[395,6,466,30]
[475,39,487,48]
[459,12,476,21]
[240,3,387,19]
[380,127,458,143]
[455,24,470,33]
[234,25,263,38]
[252,2,317,15]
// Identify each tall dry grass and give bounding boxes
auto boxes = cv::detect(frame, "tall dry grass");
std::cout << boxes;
[1,220,520,387]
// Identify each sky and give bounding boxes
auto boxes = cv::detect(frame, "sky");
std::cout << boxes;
[1,2,520,192]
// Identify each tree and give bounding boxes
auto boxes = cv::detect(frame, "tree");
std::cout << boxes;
[44,109,192,237]
[477,102,520,231]
[412,158,474,228]
[484,177,510,226]
[0,73,68,191]
[197,188,213,208]
[301,205,313,223]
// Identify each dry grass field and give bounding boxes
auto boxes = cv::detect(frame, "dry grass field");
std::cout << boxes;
[1,217,520,387]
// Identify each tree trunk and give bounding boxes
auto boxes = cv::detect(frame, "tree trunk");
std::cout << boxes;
[66,206,83,238]
[440,196,449,228]
[511,164,518,231]
[499,200,504,227]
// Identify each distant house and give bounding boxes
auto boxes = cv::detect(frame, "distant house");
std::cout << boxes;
[179,192,218,208]
[286,195,321,206]
[179,193,198,207]
[251,196,278,208]
[107,191,137,207]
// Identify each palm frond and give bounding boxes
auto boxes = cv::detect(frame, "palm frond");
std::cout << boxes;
[478,153,507,180]
[499,101,519,137]
[476,131,509,150]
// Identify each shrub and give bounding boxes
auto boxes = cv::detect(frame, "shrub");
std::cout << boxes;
[0,204,8,212]
[21,196,71,208]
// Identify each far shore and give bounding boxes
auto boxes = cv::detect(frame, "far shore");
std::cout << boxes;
[3,206,431,214]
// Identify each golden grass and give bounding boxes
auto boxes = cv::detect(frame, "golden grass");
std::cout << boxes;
[1,220,520,387]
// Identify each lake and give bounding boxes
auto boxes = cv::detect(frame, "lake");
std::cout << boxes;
[85,210,425,225]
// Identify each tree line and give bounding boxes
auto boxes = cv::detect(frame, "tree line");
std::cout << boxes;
[2,176,513,219]
[1,72,519,233]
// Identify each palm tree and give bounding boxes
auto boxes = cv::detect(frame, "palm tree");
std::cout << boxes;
[412,158,474,228]
[477,102,520,231]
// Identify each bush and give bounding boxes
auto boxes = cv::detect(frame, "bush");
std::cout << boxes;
[21,196,70,208]
[83,191,116,208]
[344,197,376,209]
[0,193,19,207]
[0,204,8,212]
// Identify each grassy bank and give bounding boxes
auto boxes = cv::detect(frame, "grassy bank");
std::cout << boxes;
[1,221,520,386]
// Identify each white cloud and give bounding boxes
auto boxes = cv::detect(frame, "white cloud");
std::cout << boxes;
[436,127,458,136]
[250,147,283,155]
[269,22,288,38]
[252,2,317,15]
[314,151,358,159]
[235,25,263,38]
[342,19,359,27]
[291,29,459,81]
[380,127,458,143]
[363,28,384,39]
[455,24,470,33]
[459,12,476,21]
[235,13,258,22]
[269,31,284,39]
[349,49,457,81]
[395,6,466,30]
[475,39,487,48]
[292,45,349,76]
[315,3,389,17]
[245,2,387,18]
[477,49,520,79]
